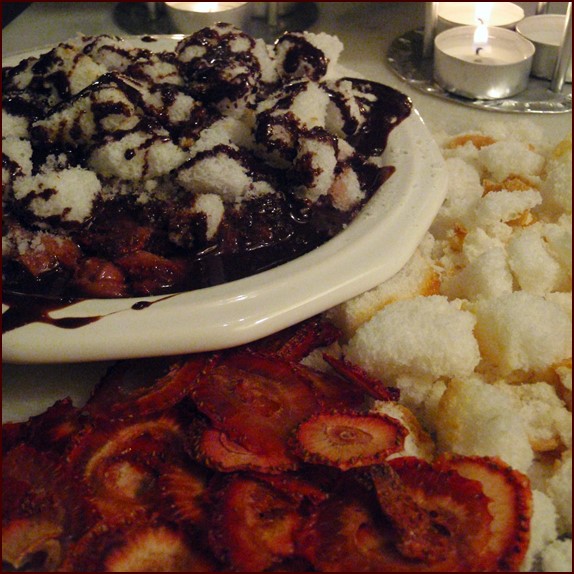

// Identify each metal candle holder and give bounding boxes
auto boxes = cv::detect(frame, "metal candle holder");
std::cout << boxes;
[387,2,572,113]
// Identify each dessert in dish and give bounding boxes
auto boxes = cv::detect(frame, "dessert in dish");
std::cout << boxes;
[2,24,410,299]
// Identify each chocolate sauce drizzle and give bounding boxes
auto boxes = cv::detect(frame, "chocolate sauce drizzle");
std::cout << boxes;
[2,293,177,334]
[277,32,327,81]
[2,293,99,333]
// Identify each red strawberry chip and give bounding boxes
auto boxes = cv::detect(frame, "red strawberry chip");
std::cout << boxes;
[297,479,397,572]
[253,316,341,362]
[293,411,408,470]
[156,462,212,530]
[86,354,210,419]
[323,353,400,401]
[208,474,302,571]
[60,516,218,572]
[435,454,532,571]
[67,414,187,520]
[191,350,318,458]
[193,424,299,473]
[3,445,96,571]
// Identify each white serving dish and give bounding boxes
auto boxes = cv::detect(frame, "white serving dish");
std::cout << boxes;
[2,37,447,364]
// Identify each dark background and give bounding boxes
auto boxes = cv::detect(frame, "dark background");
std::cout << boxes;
[3,3,32,28]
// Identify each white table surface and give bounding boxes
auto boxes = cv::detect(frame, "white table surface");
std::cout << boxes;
[2,2,572,422]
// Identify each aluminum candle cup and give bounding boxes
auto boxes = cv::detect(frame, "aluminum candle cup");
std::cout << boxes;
[437,2,525,33]
[165,2,250,34]
[516,15,572,81]
[433,26,535,100]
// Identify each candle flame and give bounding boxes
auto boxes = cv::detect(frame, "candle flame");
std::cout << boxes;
[473,20,489,46]
[473,2,492,52]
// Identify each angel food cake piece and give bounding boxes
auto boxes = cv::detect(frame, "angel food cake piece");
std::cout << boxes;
[2,25,411,299]
[329,125,572,572]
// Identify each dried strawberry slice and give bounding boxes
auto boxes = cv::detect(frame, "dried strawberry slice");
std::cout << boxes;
[3,444,95,533]
[253,317,341,362]
[23,398,84,454]
[435,454,532,571]
[292,363,366,410]
[3,445,96,571]
[86,354,210,418]
[2,398,83,456]
[293,411,408,470]
[208,474,302,571]
[156,462,212,530]
[67,414,186,520]
[296,479,397,572]
[323,354,400,401]
[369,463,454,563]
[297,470,483,572]
[2,475,32,521]
[253,472,329,506]
[194,424,299,473]
[380,455,529,572]
[2,514,64,571]
[17,234,80,277]
[2,421,26,453]
[115,250,189,295]
[72,256,128,298]
[388,457,495,554]
[60,516,219,572]
[191,350,318,459]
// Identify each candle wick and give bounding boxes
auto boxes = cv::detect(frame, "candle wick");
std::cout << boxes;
[475,47,483,56]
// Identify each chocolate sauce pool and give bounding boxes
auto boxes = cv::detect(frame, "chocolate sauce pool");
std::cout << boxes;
[2,79,411,333]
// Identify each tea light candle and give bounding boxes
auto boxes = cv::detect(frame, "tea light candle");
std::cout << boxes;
[437,2,525,33]
[165,2,250,34]
[516,14,572,82]
[434,26,535,99]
